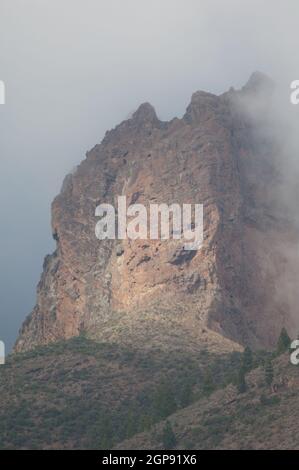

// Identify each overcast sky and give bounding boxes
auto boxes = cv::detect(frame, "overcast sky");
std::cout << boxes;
[0,0,299,352]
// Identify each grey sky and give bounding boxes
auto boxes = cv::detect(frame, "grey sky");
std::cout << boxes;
[0,0,299,351]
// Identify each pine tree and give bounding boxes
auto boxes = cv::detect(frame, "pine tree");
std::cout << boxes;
[125,408,138,438]
[177,379,193,407]
[277,327,291,355]
[161,421,177,449]
[242,346,253,373]
[98,413,113,449]
[202,370,215,396]
[237,368,247,394]
[265,359,274,386]
[153,381,177,419]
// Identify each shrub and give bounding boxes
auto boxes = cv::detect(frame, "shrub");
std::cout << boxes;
[237,369,247,394]
[161,421,176,449]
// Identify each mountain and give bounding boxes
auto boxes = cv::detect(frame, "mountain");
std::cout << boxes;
[15,72,299,353]
[3,73,299,450]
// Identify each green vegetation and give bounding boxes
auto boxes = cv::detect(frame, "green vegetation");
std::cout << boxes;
[264,360,274,386]
[237,368,247,394]
[242,347,253,373]
[176,378,193,407]
[235,346,254,394]
[132,353,295,450]
[276,328,291,355]
[1,336,290,450]
[202,370,215,396]
[0,337,244,449]
[260,394,281,406]
[161,421,177,449]
[153,381,177,419]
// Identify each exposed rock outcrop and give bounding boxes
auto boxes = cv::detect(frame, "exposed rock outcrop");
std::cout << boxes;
[15,73,299,353]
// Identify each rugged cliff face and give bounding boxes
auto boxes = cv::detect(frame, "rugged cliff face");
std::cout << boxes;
[15,73,299,353]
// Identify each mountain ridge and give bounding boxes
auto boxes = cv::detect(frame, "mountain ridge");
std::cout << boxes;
[15,72,299,353]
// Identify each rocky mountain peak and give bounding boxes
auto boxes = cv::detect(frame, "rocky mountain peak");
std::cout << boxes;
[183,90,220,124]
[131,102,159,123]
[14,74,299,354]
[242,71,275,95]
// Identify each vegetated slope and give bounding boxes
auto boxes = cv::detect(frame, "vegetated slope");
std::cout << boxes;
[116,354,299,450]
[0,337,243,449]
